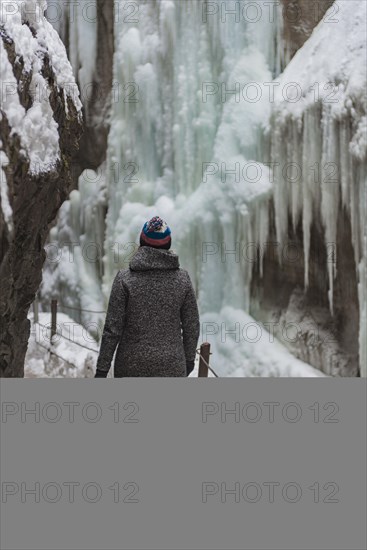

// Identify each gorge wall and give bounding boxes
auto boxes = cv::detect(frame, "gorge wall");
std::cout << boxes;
[251,0,366,376]
[0,0,83,377]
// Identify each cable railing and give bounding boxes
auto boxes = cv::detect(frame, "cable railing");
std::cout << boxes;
[35,321,99,354]
[31,298,219,377]
[58,302,107,315]
[34,334,82,369]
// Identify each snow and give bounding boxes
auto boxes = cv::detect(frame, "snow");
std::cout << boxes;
[0,0,82,174]
[0,147,13,234]
[273,1,367,114]
[0,35,60,173]
[25,308,324,378]
[25,311,100,378]
[196,307,327,377]
[1,0,82,112]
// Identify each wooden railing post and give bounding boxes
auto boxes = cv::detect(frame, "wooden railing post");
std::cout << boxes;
[198,342,211,377]
[51,299,57,342]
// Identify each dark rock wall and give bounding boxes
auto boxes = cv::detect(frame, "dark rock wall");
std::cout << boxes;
[280,0,335,69]
[0,25,83,377]
[250,203,360,376]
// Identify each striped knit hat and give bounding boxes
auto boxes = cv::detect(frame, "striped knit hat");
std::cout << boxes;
[140,216,172,249]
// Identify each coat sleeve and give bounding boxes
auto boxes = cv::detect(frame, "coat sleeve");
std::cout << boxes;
[180,271,200,364]
[96,270,128,375]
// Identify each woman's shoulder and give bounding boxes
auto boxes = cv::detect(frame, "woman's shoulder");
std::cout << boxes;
[114,268,131,285]
[176,267,194,286]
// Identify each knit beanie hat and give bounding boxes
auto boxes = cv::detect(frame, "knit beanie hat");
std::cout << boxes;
[139,216,172,249]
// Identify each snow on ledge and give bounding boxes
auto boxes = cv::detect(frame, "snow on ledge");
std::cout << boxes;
[273,0,367,121]
[1,0,82,111]
[0,0,83,174]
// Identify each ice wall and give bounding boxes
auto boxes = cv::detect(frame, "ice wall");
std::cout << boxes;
[103,0,278,308]
[102,0,365,375]
[40,166,107,338]
[270,0,367,375]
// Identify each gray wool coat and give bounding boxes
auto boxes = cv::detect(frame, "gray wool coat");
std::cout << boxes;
[96,246,201,377]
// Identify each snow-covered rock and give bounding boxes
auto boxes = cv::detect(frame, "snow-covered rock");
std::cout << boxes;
[0,0,83,377]
[262,0,367,376]
[45,0,114,174]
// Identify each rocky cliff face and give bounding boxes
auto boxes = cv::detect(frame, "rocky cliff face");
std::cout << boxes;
[251,203,361,376]
[0,1,83,377]
[279,0,334,68]
[250,0,366,376]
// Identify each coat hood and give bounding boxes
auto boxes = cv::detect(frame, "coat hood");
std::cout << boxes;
[129,246,180,271]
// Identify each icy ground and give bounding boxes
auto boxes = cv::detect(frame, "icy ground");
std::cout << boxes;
[25,310,326,378]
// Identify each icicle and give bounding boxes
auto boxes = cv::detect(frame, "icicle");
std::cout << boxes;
[320,106,340,315]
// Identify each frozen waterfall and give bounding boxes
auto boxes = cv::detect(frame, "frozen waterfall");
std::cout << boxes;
[42,0,366,377]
